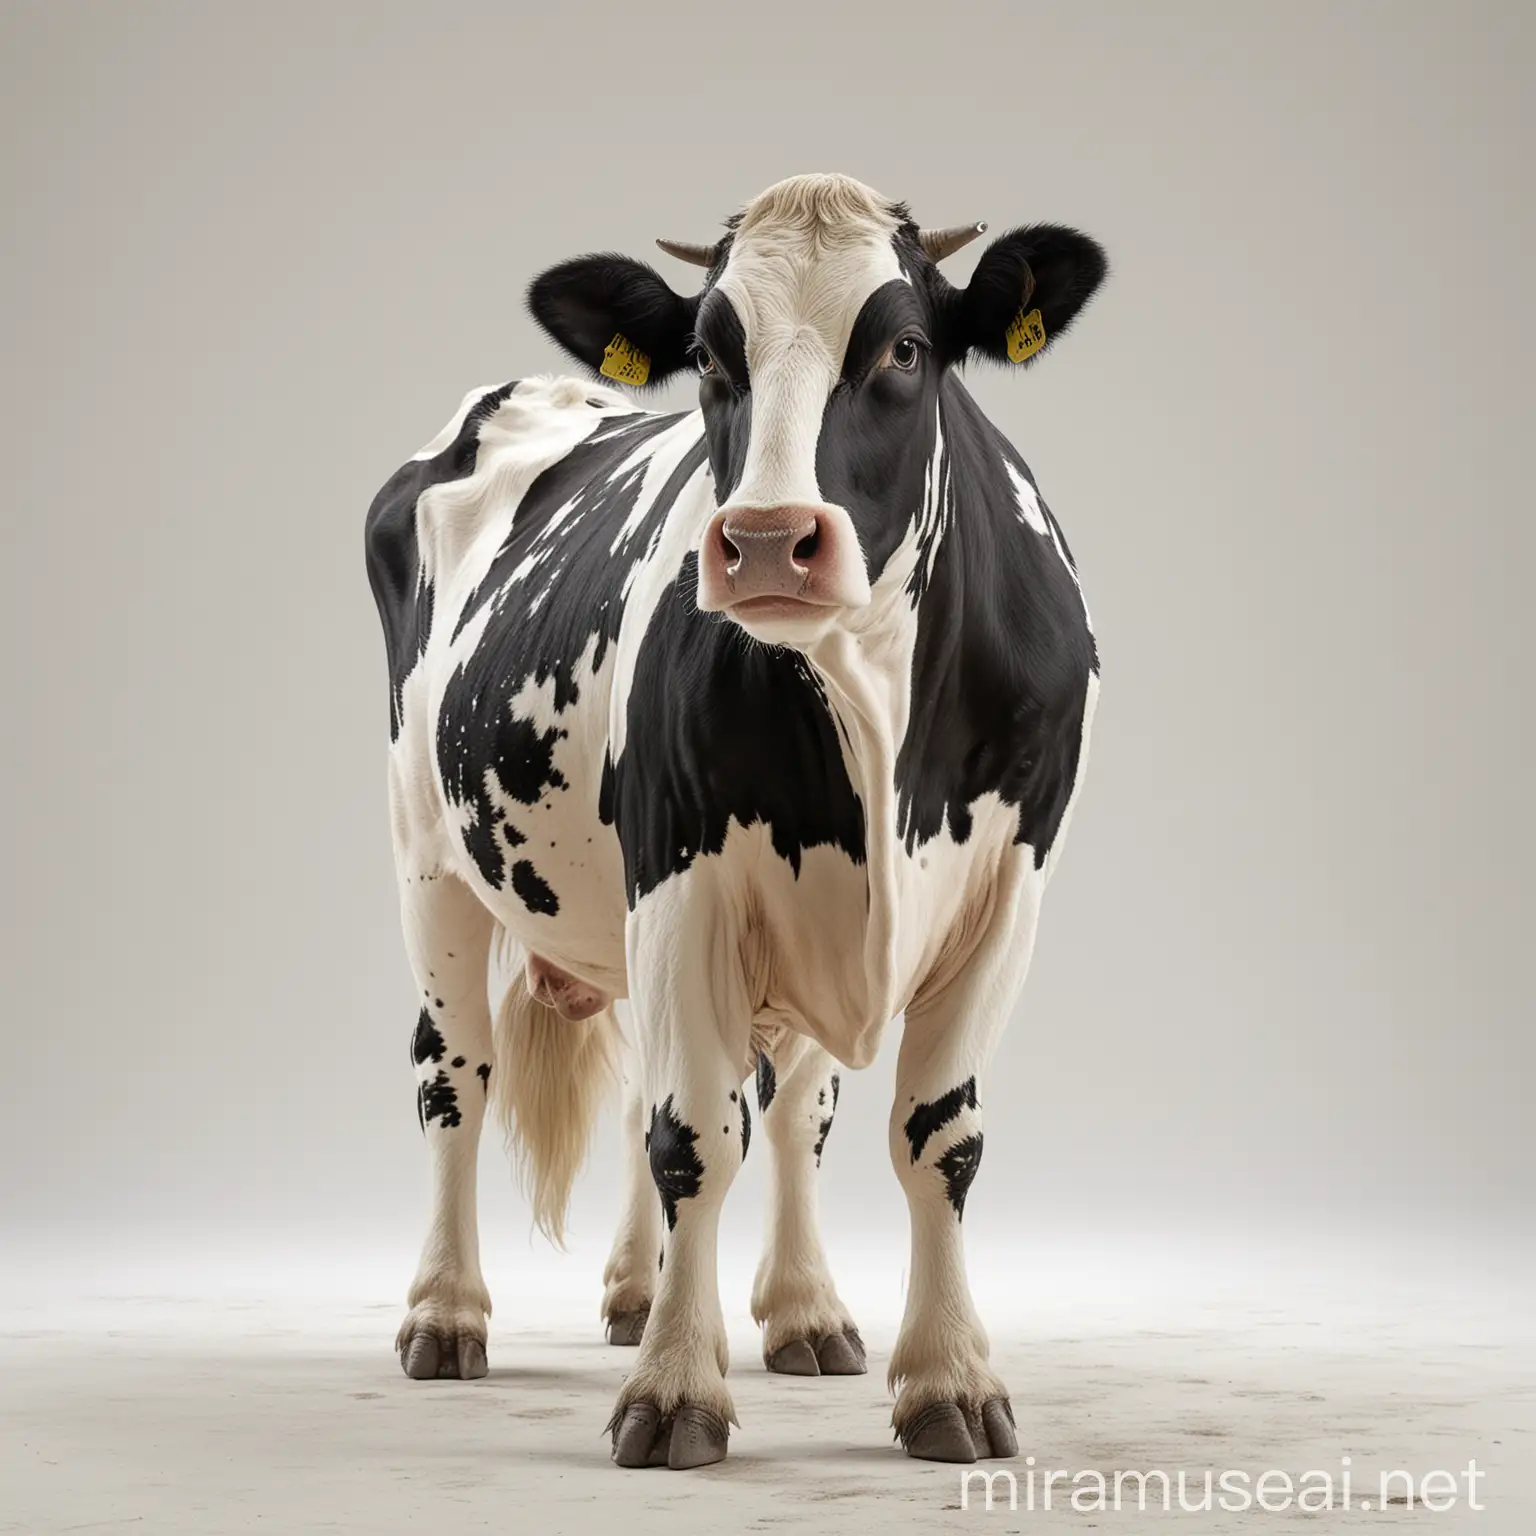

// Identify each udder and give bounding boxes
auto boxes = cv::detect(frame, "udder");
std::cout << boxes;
[525,953,610,1020]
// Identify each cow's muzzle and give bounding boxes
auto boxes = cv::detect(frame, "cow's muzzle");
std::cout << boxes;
[697,502,871,616]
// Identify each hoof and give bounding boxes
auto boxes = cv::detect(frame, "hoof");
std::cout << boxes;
[767,1327,866,1377]
[611,1404,669,1468]
[668,1406,730,1469]
[815,1327,867,1375]
[399,1330,486,1380]
[605,1309,649,1347]
[901,1402,978,1464]
[766,1338,820,1375]
[610,1403,729,1469]
[459,1337,488,1379]
[979,1397,1017,1458]
[401,1333,440,1380]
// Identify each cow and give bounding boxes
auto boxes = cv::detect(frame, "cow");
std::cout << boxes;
[365,173,1105,1471]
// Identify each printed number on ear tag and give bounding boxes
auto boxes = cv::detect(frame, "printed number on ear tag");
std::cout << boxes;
[600,334,651,385]
[1005,307,1047,363]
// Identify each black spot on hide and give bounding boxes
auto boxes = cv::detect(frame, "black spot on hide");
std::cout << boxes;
[904,1077,977,1163]
[647,1096,704,1231]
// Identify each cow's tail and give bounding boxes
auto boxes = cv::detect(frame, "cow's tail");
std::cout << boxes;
[488,932,621,1246]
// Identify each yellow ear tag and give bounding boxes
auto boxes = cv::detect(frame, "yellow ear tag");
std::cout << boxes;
[1005,307,1047,363]
[599,333,651,385]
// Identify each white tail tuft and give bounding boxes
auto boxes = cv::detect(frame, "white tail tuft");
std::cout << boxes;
[488,938,621,1246]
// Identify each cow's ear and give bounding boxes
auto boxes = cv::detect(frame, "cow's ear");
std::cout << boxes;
[527,254,699,387]
[954,226,1107,368]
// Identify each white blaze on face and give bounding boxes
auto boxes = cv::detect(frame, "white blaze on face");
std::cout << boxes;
[714,175,907,511]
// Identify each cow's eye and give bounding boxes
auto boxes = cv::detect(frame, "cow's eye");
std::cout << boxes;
[884,336,923,372]
[693,348,717,377]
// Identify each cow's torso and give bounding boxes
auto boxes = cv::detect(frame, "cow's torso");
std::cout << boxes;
[368,374,1097,1069]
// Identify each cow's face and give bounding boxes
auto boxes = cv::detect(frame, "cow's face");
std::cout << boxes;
[529,175,1106,647]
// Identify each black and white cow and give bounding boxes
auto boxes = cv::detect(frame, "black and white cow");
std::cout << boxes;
[365,174,1105,1470]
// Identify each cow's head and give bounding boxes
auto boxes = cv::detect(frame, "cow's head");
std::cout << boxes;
[528,174,1106,645]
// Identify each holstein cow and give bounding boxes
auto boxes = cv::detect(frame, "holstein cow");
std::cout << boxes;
[365,174,1105,1470]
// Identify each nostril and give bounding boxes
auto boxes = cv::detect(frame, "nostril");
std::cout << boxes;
[719,528,742,565]
[792,523,820,564]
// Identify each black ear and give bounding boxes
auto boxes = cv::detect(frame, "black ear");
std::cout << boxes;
[956,225,1108,367]
[526,254,699,387]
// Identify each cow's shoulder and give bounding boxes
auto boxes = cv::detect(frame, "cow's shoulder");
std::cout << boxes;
[897,384,1098,866]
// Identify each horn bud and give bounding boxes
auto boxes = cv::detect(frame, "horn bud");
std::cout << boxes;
[655,238,721,268]
[918,222,988,262]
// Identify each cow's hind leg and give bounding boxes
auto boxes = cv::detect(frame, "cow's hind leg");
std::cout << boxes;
[394,872,496,1380]
[601,1041,661,1345]
[608,884,748,1469]
[886,867,1042,1462]
[751,1034,864,1375]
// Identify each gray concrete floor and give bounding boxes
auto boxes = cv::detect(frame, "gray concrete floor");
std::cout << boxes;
[3,1278,1532,1534]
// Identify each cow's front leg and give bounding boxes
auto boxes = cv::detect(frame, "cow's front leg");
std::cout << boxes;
[601,1042,662,1346]
[395,873,496,1380]
[887,865,1043,1462]
[750,1034,865,1375]
[608,884,750,1470]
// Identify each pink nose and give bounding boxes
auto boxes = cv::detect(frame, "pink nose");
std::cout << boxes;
[698,504,838,609]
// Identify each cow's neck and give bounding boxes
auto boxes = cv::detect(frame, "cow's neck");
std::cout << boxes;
[801,379,1016,1063]
[802,524,936,1063]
